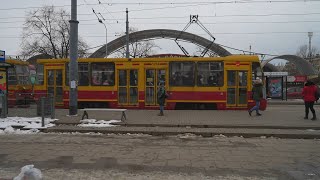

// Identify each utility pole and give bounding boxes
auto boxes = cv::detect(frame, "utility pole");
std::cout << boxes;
[126,8,129,58]
[308,32,313,63]
[69,0,79,115]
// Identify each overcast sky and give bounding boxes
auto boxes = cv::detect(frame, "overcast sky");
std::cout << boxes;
[1,0,320,63]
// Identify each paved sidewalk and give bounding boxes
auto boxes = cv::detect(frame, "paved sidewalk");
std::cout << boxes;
[52,105,320,128]
[1,134,320,179]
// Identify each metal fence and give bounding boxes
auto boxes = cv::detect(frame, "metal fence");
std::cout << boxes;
[0,93,8,118]
[4,93,55,121]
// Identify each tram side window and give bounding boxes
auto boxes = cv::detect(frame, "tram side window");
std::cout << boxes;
[8,67,17,85]
[65,63,90,86]
[78,63,89,86]
[170,62,195,86]
[91,62,115,86]
[16,65,30,85]
[197,62,224,87]
[36,64,44,85]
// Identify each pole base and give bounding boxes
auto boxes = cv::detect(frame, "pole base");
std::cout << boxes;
[69,106,78,116]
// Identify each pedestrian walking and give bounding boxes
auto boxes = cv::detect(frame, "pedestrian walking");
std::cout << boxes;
[248,78,263,116]
[157,81,167,116]
[302,80,318,120]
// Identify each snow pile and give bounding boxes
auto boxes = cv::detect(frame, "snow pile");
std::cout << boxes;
[177,133,201,139]
[0,117,56,134]
[78,119,121,128]
[0,127,40,134]
[214,134,227,138]
[14,164,42,180]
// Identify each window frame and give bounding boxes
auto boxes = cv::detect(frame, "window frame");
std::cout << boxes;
[196,61,224,87]
[90,62,115,86]
[7,66,17,85]
[78,63,90,86]
[36,64,44,85]
[169,61,195,87]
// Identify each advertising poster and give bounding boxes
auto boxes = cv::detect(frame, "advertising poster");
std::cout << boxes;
[268,77,282,98]
[0,71,6,92]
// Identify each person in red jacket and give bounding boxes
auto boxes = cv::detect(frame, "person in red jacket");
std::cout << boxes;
[302,80,318,120]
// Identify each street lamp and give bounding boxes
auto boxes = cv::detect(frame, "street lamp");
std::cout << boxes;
[308,32,313,62]
[99,19,107,58]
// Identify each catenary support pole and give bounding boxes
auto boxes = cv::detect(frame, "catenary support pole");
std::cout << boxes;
[69,0,79,115]
[126,8,129,58]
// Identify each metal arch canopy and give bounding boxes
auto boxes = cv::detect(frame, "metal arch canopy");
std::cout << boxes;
[263,63,279,72]
[261,55,318,75]
[89,29,231,58]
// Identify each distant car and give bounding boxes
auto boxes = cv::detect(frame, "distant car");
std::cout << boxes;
[286,87,303,99]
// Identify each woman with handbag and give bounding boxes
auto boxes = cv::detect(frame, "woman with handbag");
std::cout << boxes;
[302,80,317,120]
[248,78,263,116]
[157,81,167,116]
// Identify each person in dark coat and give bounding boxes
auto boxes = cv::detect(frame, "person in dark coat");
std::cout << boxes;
[157,81,167,116]
[302,80,318,120]
[248,78,263,116]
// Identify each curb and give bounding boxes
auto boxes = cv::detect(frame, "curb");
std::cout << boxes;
[111,123,320,130]
[45,126,320,139]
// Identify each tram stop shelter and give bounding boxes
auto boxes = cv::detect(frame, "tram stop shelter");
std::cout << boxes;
[0,50,13,117]
[264,72,288,100]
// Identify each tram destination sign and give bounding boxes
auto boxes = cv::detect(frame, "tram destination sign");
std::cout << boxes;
[0,50,5,62]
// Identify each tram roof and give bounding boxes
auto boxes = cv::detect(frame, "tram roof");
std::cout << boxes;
[5,59,29,65]
[37,55,260,64]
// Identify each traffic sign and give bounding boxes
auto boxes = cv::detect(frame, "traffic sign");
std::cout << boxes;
[0,50,5,62]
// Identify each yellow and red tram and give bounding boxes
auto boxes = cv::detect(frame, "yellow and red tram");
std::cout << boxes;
[2,59,33,107]
[34,55,267,110]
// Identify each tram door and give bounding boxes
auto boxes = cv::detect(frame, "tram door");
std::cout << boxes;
[145,69,166,106]
[47,69,63,105]
[118,69,139,105]
[226,70,248,107]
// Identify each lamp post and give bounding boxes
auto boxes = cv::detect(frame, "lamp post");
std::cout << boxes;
[308,32,313,62]
[99,19,107,58]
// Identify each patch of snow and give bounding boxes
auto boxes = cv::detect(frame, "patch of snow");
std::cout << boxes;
[214,134,227,138]
[177,133,201,139]
[306,129,320,132]
[78,119,120,128]
[4,126,15,134]
[0,116,56,134]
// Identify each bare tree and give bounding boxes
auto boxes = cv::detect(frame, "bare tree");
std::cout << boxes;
[21,6,89,59]
[113,28,159,58]
[283,61,300,75]
[296,45,319,59]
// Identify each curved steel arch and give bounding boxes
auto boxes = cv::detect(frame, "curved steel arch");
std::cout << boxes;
[89,29,231,58]
[261,55,318,75]
[263,63,279,72]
